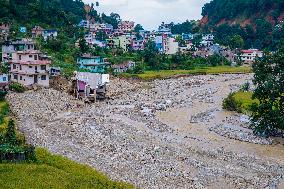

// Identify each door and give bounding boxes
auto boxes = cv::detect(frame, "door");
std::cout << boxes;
[35,66,38,73]
[34,75,38,83]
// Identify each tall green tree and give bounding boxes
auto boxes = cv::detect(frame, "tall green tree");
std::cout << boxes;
[251,41,284,136]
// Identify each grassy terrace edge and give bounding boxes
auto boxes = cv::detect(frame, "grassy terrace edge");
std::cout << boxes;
[0,148,135,189]
[120,66,252,81]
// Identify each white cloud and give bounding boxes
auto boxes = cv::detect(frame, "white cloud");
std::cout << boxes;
[83,0,210,30]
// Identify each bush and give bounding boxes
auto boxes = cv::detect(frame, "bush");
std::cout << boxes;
[9,83,26,93]
[222,92,239,112]
[0,91,7,101]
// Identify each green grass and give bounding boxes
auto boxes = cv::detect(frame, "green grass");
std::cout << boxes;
[223,91,259,114]
[0,148,135,189]
[122,66,252,81]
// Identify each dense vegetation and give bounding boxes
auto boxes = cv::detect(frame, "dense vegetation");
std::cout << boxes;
[251,41,284,136]
[201,0,284,50]
[202,0,284,25]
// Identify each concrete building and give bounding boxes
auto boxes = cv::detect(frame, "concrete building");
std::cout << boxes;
[118,21,135,32]
[9,50,51,87]
[240,49,263,65]
[77,54,110,73]
[31,26,45,38]
[112,61,136,73]
[43,29,58,41]
[2,39,36,63]
[163,37,179,55]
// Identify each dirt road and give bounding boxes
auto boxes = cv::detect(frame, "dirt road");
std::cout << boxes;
[7,74,284,189]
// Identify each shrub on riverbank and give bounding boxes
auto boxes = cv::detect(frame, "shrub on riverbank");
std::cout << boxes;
[222,91,258,114]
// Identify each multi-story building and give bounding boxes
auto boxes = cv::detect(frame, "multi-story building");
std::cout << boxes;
[158,22,173,34]
[118,21,135,32]
[32,26,45,38]
[163,37,179,55]
[77,54,110,73]
[2,39,36,63]
[200,34,214,47]
[0,23,10,34]
[240,49,263,65]
[9,50,51,87]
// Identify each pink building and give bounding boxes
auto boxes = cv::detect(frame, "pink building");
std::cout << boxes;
[9,50,51,87]
[31,26,44,38]
[118,21,135,32]
[0,23,10,33]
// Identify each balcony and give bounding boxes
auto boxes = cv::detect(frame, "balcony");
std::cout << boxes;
[8,60,51,65]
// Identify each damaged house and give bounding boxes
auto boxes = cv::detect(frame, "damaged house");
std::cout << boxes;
[74,72,110,101]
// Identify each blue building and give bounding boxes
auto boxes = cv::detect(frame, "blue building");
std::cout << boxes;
[77,54,110,73]
[154,36,163,53]
[182,33,194,41]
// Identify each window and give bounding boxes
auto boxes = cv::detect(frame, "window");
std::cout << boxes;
[14,75,18,80]
[29,66,32,68]
[29,75,33,77]
[34,55,38,60]
[20,76,22,80]
[41,75,47,80]
[41,65,46,70]
[19,55,21,60]
[29,55,33,58]
[13,64,16,69]
[3,77,6,82]
[20,65,22,70]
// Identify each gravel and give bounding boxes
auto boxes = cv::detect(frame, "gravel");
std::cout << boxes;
[7,74,284,189]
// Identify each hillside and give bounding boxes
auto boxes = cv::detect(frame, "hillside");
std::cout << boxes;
[201,0,284,26]
[201,0,284,50]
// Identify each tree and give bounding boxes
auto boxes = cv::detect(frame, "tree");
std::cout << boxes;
[79,38,89,54]
[251,41,284,136]
[5,120,17,145]
[143,41,160,70]
[229,35,244,49]
[134,24,144,33]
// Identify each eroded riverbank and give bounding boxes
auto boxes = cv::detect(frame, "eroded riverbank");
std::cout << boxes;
[7,74,284,189]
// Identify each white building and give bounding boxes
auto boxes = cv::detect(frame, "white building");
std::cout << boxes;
[163,37,179,55]
[240,49,263,65]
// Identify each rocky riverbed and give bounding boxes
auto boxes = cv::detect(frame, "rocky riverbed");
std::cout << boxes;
[7,74,284,189]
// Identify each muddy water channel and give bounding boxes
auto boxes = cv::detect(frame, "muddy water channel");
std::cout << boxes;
[8,74,284,189]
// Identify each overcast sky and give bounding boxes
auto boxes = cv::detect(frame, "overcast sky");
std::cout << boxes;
[83,0,210,30]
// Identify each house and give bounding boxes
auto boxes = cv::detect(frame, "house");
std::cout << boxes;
[77,54,110,73]
[2,39,36,63]
[0,23,10,34]
[118,21,135,32]
[42,29,58,41]
[9,50,51,87]
[158,22,172,34]
[74,72,110,101]
[0,73,9,90]
[112,61,136,73]
[179,43,193,54]
[182,33,194,41]
[131,39,145,51]
[79,20,90,28]
[50,67,61,76]
[200,34,214,47]
[240,49,263,65]
[113,35,129,51]
[155,36,164,53]
[31,26,44,38]
[163,37,179,55]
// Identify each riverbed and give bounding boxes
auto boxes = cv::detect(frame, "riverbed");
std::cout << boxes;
[7,74,284,189]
